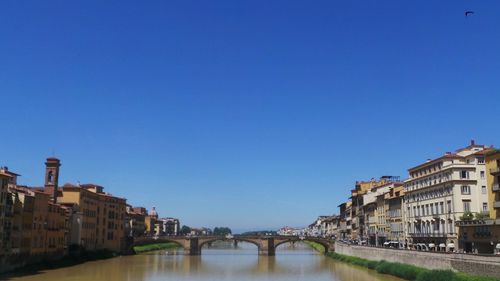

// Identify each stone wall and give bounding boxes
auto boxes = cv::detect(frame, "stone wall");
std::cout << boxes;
[0,251,65,274]
[335,242,500,278]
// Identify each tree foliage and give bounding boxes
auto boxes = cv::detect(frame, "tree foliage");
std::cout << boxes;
[213,227,232,236]
[180,225,192,235]
[474,212,489,220]
[460,211,474,221]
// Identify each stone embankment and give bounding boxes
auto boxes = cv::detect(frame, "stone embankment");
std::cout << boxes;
[335,242,500,279]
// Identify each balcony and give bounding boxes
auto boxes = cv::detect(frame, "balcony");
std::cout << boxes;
[490,167,500,176]
[493,183,500,192]
[409,232,447,238]
[494,201,500,209]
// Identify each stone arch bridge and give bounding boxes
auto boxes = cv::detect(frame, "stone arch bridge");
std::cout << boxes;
[131,235,335,256]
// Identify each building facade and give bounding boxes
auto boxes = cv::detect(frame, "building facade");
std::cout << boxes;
[404,140,490,252]
[456,149,500,254]
[0,171,11,257]
[58,183,126,252]
[384,184,405,243]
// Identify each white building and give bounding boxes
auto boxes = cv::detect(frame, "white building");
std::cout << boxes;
[278,226,303,236]
[404,140,491,251]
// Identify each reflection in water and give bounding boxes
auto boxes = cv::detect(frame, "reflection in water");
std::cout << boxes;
[3,242,402,281]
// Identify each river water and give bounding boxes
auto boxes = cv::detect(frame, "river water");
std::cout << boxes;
[3,242,402,281]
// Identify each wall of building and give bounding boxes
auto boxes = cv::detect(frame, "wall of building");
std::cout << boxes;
[335,242,500,278]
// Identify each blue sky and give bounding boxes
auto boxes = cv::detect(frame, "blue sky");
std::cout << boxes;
[1,1,499,232]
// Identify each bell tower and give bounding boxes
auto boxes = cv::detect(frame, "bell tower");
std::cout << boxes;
[44,157,61,203]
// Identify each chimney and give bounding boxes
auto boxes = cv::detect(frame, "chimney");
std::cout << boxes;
[471,139,476,146]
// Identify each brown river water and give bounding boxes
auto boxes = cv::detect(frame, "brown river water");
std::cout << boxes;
[1,242,402,281]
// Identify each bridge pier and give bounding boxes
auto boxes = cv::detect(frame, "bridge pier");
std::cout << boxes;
[259,238,276,256]
[185,237,201,255]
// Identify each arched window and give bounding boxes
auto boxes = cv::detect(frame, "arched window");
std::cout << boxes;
[48,171,54,183]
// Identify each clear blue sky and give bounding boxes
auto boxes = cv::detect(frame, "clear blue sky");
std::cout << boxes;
[1,1,499,233]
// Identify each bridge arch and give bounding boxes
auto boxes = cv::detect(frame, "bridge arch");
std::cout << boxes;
[198,237,261,251]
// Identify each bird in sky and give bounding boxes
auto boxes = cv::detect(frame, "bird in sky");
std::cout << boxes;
[465,11,474,17]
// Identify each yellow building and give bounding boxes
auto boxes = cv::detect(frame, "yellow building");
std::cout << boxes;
[31,190,50,256]
[361,180,402,245]
[455,149,500,254]
[58,183,126,252]
[0,172,11,257]
[14,186,35,256]
[46,202,67,256]
[350,179,379,240]
[144,207,159,236]
[384,185,405,244]
[486,150,500,220]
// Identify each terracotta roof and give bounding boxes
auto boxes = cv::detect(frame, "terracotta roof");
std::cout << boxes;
[2,170,20,176]
[80,183,104,188]
[0,172,13,178]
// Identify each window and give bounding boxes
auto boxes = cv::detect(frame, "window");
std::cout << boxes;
[480,171,485,179]
[460,171,469,179]
[461,185,471,195]
[482,186,487,194]
[463,200,471,212]
[483,203,488,212]
[440,202,444,214]
[47,171,54,183]
[447,200,452,213]
[477,157,485,164]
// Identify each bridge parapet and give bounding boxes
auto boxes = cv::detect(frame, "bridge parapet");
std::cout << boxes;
[128,235,335,256]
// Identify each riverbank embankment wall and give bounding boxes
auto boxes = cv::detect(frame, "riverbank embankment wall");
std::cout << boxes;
[335,242,500,278]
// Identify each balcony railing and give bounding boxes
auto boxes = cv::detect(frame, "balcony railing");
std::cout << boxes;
[409,232,447,238]
[490,167,500,175]
[493,183,500,192]
[494,201,500,209]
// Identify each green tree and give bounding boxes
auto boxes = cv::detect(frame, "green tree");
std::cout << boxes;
[460,211,474,221]
[180,225,192,235]
[474,212,489,220]
[213,227,232,236]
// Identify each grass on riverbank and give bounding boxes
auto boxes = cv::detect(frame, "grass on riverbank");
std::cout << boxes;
[133,242,180,253]
[303,241,325,253]
[303,241,499,281]
[326,252,499,281]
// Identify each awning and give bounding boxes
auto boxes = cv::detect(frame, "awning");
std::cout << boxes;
[496,243,500,249]
[439,243,446,248]
[429,243,435,248]
[448,243,455,248]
